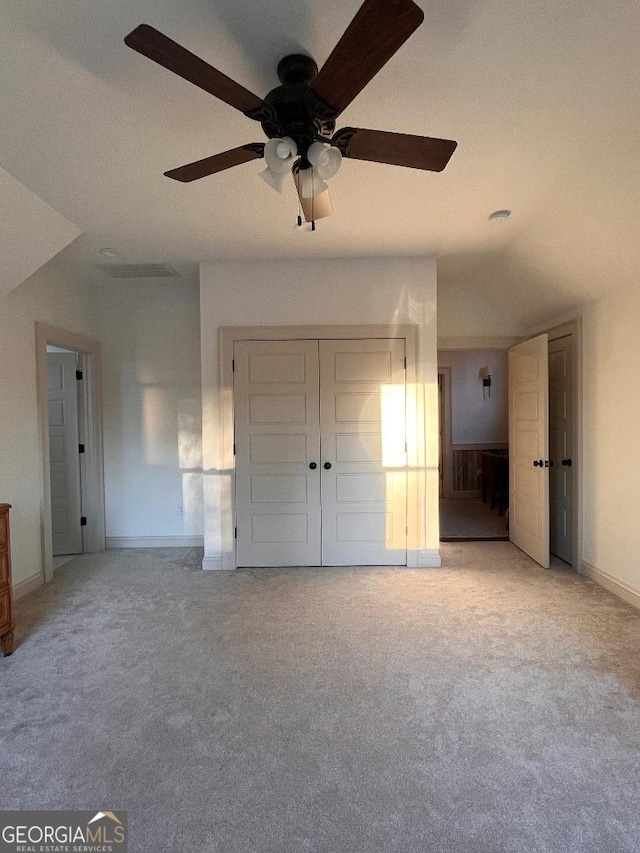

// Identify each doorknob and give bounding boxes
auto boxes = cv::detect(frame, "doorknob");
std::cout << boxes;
[561,458,572,467]
[309,462,317,470]
[533,459,544,467]
[323,462,332,470]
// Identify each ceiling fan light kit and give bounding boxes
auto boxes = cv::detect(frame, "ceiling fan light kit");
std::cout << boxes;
[124,0,457,229]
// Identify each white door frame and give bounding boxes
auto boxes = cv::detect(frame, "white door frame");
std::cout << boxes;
[219,324,425,569]
[437,367,454,497]
[35,323,105,582]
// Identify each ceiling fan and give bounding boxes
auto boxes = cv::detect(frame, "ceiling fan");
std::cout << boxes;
[124,0,457,225]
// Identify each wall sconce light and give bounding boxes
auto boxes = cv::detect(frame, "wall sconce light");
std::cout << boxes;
[480,365,492,399]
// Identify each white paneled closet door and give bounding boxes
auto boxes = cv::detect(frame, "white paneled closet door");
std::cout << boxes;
[234,340,322,567]
[234,338,407,567]
[319,339,407,566]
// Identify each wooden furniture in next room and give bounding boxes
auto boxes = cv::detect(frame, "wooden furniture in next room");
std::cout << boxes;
[0,503,15,656]
[480,452,509,516]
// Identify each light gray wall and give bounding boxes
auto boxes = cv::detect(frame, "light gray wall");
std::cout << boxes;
[95,278,203,543]
[438,350,508,445]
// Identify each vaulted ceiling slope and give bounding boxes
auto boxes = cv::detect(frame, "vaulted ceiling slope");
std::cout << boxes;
[1,0,638,318]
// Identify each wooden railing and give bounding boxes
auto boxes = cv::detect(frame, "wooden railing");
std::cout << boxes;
[451,444,508,494]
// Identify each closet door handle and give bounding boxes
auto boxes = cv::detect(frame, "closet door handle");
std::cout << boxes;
[309,462,317,470]
[323,462,332,470]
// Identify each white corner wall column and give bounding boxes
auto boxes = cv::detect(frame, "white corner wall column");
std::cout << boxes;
[199,258,441,571]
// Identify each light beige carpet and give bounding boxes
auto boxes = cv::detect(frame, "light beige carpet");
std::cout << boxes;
[2,543,640,852]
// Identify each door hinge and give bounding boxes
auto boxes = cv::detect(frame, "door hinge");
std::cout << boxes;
[404,356,407,370]
[80,516,87,527]
[78,444,85,454]
[233,443,236,455]
[76,369,83,380]
[234,527,237,539]
[232,359,235,372]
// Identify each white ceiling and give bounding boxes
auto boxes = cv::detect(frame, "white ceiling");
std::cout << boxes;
[2,0,638,319]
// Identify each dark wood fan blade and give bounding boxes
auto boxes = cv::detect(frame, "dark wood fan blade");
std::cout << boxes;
[332,127,457,171]
[164,144,264,182]
[124,24,266,116]
[311,0,424,116]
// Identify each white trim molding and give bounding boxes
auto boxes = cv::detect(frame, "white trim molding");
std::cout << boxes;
[438,336,522,351]
[13,571,44,601]
[202,554,224,571]
[409,549,442,568]
[581,560,640,611]
[106,536,204,549]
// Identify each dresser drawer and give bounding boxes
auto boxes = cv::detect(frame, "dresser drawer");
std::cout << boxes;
[0,586,12,634]
[0,511,8,549]
[0,549,9,585]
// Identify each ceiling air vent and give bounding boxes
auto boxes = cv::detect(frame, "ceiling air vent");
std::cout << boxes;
[95,262,178,279]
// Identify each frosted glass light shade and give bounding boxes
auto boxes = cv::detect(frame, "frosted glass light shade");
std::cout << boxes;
[294,167,333,220]
[296,166,328,199]
[264,137,297,173]
[307,141,342,180]
[259,167,289,193]
[299,188,333,221]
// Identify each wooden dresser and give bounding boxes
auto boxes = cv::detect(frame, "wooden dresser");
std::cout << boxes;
[0,504,14,656]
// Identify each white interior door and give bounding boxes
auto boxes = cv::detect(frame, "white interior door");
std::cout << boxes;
[549,334,573,563]
[320,339,407,566]
[47,352,82,555]
[508,334,549,567]
[234,340,321,567]
[234,338,407,567]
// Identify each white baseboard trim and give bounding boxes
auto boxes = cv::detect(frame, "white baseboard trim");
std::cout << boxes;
[408,549,442,568]
[13,571,44,600]
[581,560,640,611]
[106,536,204,549]
[202,554,225,571]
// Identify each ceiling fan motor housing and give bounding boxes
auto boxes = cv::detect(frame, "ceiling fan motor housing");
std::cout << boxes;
[261,54,336,157]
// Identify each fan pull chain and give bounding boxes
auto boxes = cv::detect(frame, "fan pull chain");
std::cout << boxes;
[311,168,316,232]
[294,169,303,229]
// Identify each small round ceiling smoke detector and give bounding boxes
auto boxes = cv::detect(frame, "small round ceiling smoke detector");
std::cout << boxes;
[488,209,511,222]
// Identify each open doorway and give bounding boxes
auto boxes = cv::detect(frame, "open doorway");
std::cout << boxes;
[36,323,105,582]
[438,349,509,541]
[46,345,83,567]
